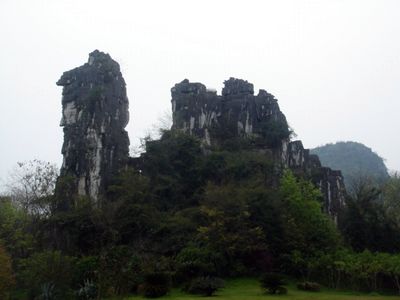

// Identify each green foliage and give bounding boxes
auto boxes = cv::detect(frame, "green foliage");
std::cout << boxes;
[112,194,161,247]
[340,177,400,252]
[383,173,400,226]
[141,272,171,298]
[186,276,225,296]
[311,141,389,189]
[118,277,400,299]
[97,246,141,297]
[6,159,58,216]
[54,175,78,211]
[141,130,204,209]
[6,130,400,296]
[256,118,292,148]
[74,256,98,285]
[197,183,267,276]
[176,244,222,281]
[259,273,286,294]
[76,280,97,300]
[278,171,341,269]
[0,244,15,300]
[153,208,200,256]
[18,251,75,299]
[210,115,291,150]
[297,281,321,292]
[0,197,35,258]
[44,202,106,254]
[107,167,151,205]
[293,248,400,293]
[37,282,56,300]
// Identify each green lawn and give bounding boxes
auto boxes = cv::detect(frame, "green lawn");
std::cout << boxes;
[119,278,399,300]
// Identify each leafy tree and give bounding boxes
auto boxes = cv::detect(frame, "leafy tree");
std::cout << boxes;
[0,197,35,259]
[340,176,400,252]
[257,119,292,148]
[383,172,400,226]
[381,253,400,294]
[18,251,75,299]
[140,130,204,210]
[278,170,340,260]
[0,244,15,299]
[176,244,227,283]
[153,208,200,256]
[96,246,141,297]
[6,160,58,217]
[197,183,267,276]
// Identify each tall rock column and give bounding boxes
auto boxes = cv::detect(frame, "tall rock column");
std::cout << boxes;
[56,50,130,204]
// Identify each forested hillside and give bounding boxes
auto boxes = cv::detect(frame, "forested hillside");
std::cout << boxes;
[1,131,400,299]
[311,141,389,189]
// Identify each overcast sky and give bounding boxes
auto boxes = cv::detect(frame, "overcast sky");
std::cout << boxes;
[1,0,399,189]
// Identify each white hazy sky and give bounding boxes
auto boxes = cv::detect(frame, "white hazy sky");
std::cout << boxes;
[1,0,399,189]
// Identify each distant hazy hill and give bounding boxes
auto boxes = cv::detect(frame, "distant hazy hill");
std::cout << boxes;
[311,141,389,188]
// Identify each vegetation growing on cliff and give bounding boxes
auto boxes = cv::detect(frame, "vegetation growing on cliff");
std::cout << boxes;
[1,132,400,299]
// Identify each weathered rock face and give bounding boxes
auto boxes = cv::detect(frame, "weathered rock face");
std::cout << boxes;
[172,78,289,147]
[57,50,130,204]
[171,78,346,220]
[282,140,346,222]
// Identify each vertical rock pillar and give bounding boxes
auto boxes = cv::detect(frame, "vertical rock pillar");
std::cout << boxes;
[56,50,130,205]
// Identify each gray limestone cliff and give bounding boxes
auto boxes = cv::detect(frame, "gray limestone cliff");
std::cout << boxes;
[171,78,288,147]
[56,50,130,204]
[171,78,346,220]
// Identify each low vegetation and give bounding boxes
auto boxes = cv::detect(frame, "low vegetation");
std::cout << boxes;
[112,278,400,299]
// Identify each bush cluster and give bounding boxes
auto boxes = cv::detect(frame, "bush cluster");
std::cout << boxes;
[186,276,224,296]
[140,272,171,298]
[297,281,321,292]
[259,273,287,294]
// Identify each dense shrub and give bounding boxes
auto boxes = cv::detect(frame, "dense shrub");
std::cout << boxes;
[73,256,99,287]
[97,246,141,297]
[297,281,321,292]
[76,280,97,300]
[37,282,56,300]
[141,272,171,298]
[257,119,292,148]
[260,273,286,294]
[18,251,75,300]
[276,286,288,294]
[0,244,15,300]
[175,245,219,281]
[186,276,224,296]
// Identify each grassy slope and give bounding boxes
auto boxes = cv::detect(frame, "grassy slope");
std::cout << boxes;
[122,278,399,300]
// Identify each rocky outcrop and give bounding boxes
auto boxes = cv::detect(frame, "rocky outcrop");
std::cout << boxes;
[56,50,130,204]
[172,78,289,148]
[171,78,346,220]
[282,140,346,222]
